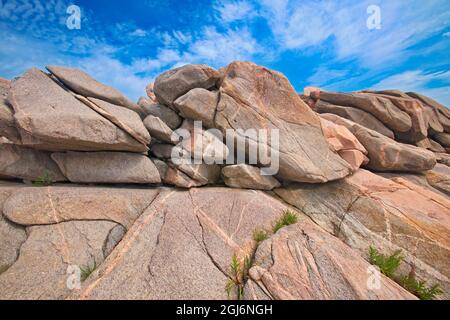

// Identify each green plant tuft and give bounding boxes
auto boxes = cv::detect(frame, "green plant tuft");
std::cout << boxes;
[253,229,269,243]
[272,209,298,233]
[368,246,403,278]
[80,260,97,282]
[225,254,252,300]
[400,274,443,300]
[368,246,443,300]
[32,171,54,187]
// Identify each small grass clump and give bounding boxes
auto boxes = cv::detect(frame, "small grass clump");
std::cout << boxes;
[225,254,252,300]
[368,246,443,300]
[80,260,97,282]
[32,171,54,187]
[368,246,403,278]
[253,229,269,243]
[400,274,443,300]
[272,209,298,233]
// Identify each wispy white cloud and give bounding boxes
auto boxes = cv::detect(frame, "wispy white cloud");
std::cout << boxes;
[213,0,256,23]
[259,0,450,68]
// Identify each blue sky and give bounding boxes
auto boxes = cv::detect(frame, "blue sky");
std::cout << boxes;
[0,0,449,105]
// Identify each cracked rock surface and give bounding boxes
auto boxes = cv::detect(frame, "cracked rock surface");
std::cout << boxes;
[245,222,416,300]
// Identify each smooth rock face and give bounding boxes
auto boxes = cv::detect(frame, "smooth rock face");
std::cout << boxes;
[70,188,293,300]
[275,169,450,298]
[85,97,150,146]
[174,88,218,128]
[154,64,220,107]
[222,164,281,190]
[216,62,352,183]
[47,65,145,117]
[9,68,146,152]
[246,223,416,300]
[322,114,436,172]
[51,152,161,184]
[139,103,182,130]
[0,143,66,181]
[0,220,119,300]
[3,186,160,229]
[314,100,395,139]
[0,183,27,274]
[318,91,412,132]
[143,115,177,144]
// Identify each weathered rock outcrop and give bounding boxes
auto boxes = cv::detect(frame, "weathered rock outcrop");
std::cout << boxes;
[0,61,449,301]
[275,169,450,298]
[215,62,352,183]
[317,91,412,133]
[8,68,147,152]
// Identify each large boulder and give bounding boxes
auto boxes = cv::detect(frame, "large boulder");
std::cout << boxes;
[216,62,352,183]
[143,115,177,144]
[154,64,220,107]
[51,152,161,184]
[46,66,145,117]
[322,114,436,172]
[275,169,450,298]
[174,88,218,128]
[0,143,66,182]
[138,102,182,130]
[246,222,415,300]
[222,164,281,190]
[318,91,412,133]
[8,68,147,152]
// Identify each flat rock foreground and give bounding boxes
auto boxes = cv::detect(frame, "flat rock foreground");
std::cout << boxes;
[0,62,449,300]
